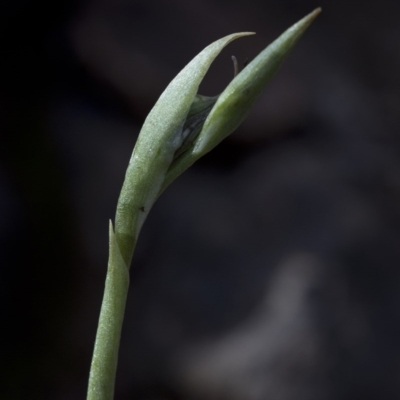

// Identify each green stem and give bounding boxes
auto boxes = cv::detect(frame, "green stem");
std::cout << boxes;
[86,222,130,400]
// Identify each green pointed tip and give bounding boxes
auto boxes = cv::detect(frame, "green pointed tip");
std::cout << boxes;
[159,10,321,191]
[191,8,322,156]
[306,7,322,23]
[285,8,322,44]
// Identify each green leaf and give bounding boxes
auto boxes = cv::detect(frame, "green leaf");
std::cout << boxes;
[162,8,321,191]
[114,32,254,266]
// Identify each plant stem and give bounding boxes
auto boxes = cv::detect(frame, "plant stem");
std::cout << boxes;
[86,223,130,400]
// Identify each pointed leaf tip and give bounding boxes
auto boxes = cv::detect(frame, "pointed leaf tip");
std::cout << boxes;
[191,7,322,156]
[160,10,321,190]
[292,8,322,34]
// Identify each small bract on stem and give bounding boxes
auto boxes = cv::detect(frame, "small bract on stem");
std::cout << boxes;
[86,8,321,400]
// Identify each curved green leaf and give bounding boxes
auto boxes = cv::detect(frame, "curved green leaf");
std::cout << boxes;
[162,8,321,191]
[115,32,254,266]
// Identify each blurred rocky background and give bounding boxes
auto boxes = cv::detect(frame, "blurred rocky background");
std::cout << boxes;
[1,0,400,399]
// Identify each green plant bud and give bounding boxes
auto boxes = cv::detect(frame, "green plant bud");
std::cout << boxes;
[115,32,253,266]
[162,8,321,191]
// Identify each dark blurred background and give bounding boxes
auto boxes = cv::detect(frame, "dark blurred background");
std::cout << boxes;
[2,0,400,399]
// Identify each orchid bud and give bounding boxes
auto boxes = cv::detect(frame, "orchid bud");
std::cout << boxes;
[114,9,321,265]
[163,8,321,190]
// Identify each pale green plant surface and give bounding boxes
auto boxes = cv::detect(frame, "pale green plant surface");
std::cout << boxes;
[114,32,254,267]
[87,222,129,400]
[87,8,321,400]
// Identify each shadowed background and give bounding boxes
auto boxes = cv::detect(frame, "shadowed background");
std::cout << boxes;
[1,0,400,399]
